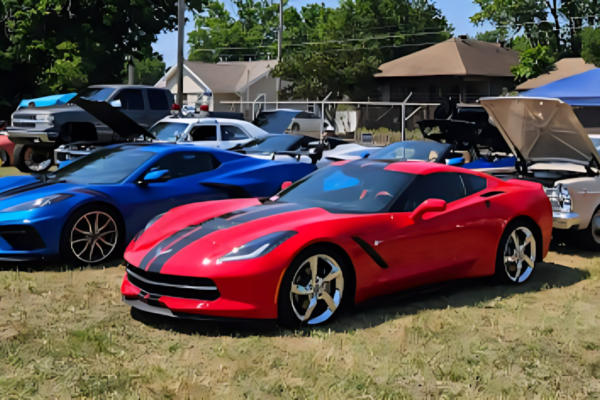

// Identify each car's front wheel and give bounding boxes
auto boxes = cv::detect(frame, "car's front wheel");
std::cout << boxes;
[61,205,124,265]
[278,245,350,328]
[576,208,600,250]
[493,220,538,284]
[13,144,53,173]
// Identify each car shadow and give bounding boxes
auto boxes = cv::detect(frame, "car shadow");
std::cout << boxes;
[0,258,125,272]
[131,259,589,337]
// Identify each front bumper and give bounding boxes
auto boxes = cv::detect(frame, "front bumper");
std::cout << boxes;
[552,212,581,230]
[6,128,56,144]
[0,213,66,260]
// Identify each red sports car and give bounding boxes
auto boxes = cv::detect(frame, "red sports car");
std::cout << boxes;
[121,160,552,327]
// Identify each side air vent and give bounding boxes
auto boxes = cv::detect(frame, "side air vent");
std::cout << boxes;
[480,191,504,198]
[352,237,389,269]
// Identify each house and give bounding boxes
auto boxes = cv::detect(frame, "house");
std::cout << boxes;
[375,38,520,103]
[157,60,284,117]
[516,58,596,91]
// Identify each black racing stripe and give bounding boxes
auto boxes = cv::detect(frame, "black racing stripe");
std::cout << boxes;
[352,236,389,269]
[0,181,59,200]
[139,202,309,273]
[147,218,241,273]
[231,203,308,223]
[138,228,196,271]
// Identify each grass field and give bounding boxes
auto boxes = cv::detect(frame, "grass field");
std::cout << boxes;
[0,168,600,398]
[0,249,599,399]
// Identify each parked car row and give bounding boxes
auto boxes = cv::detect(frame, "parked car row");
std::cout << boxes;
[0,94,596,328]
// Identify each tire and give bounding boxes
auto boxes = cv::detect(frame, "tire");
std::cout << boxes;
[492,220,539,285]
[278,245,351,329]
[0,149,8,167]
[60,204,124,266]
[575,207,600,251]
[291,123,300,134]
[13,144,53,173]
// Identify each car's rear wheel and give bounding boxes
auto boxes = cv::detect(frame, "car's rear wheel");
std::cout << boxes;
[278,245,350,328]
[13,144,52,173]
[61,205,124,265]
[493,220,538,284]
[575,208,600,250]
[291,123,300,134]
[0,149,9,167]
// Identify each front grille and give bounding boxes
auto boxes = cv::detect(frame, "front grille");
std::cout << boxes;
[0,226,46,250]
[544,187,561,212]
[17,115,37,120]
[126,267,220,301]
[13,122,35,128]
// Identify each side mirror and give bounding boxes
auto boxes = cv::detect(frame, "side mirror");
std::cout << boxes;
[281,181,293,191]
[409,199,447,222]
[360,151,371,159]
[140,169,170,184]
[446,157,465,167]
[110,100,122,108]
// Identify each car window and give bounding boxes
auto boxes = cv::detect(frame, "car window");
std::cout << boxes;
[114,89,144,110]
[150,122,188,142]
[148,152,220,179]
[391,172,467,212]
[591,137,600,154]
[461,173,487,195]
[221,125,249,141]
[370,141,451,162]
[48,145,155,184]
[189,126,217,141]
[296,112,310,119]
[69,87,115,103]
[276,161,416,214]
[148,89,169,111]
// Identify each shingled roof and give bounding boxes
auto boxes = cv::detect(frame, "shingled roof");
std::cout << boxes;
[516,58,597,91]
[375,38,519,78]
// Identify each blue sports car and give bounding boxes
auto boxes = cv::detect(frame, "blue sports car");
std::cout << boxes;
[0,143,315,264]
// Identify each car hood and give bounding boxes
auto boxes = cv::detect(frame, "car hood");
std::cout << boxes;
[480,97,600,167]
[0,176,97,210]
[13,103,87,116]
[73,98,154,140]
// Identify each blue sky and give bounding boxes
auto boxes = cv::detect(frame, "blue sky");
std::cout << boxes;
[153,0,493,68]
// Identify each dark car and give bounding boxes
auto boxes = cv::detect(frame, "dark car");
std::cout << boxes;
[8,85,173,172]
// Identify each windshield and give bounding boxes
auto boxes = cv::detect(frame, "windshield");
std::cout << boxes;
[370,141,450,162]
[276,161,416,213]
[69,87,115,103]
[150,122,189,142]
[235,135,302,152]
[591,137,600,154]
[46,145,155,184]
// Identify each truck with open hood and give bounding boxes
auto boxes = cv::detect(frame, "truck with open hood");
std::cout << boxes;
[480,97,600,249]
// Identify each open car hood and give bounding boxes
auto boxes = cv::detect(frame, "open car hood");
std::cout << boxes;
[480,97,600,168]
[73,98,154,140]
[418,119,511,154]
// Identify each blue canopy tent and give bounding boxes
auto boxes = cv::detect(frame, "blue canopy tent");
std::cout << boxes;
[18,93,77,109]
[523,68,600,106]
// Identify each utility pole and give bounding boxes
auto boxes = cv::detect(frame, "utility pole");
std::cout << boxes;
[276,0,283,109]
[127,56,135,85]
[176,0,185,106]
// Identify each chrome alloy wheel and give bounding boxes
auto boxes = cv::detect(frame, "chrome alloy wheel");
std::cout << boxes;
[290,254,344,325]
[24,147,52,172]
[70,211,118,263]
[503,226,536,283]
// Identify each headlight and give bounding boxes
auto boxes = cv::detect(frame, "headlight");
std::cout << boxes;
[557,184,573,213]
[35,115,54,122]
[1,194,72,212]
[145,212,167,231]
[217,231,297,264]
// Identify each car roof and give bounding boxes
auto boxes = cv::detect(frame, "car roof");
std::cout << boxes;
[88,84,161,90]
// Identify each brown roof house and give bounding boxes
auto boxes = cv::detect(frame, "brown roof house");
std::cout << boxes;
[157,60,285,115]
[376,38,520,103]
[516,58,596,91]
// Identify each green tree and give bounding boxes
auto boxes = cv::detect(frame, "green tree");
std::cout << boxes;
[0,0,208,119]
[123,58,166,86]
[511,44,555,83]
[471,0,599,81]
[582,27,600,67]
